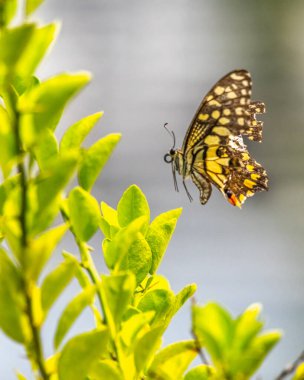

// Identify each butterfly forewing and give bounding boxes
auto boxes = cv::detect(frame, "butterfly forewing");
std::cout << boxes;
[178,69,268,207]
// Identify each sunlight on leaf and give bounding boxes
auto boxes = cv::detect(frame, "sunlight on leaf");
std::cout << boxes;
[58,328,109,380]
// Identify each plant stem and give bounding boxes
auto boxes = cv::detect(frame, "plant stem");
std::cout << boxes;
[275,351,304,380]
[60,206,106,323]
[24,288,50,380]
[10,91,50,380]
[191,328,209,365]
[191,298,209,365]
[77,239,107,323]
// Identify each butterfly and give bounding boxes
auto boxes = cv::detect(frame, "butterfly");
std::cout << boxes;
[164,69,268,208]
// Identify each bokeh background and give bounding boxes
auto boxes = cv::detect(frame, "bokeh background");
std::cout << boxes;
[1,0,304,378]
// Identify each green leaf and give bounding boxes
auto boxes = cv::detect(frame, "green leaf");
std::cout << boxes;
[119,234,152,284]
[104,216,148,269]
[0,24,34,80]
[0,105,17,178]
[148,340,197,380]
[35,154,78,207]
[25,224,68,280]
[54,285,96,349]
[60,112,103,152]
[233,303,263,352]
[62,251,91,288]
[134,326,163,374]
[192,303,234,363]
[0,0,17,27]
[119,311,155,352]
[184,365,216,380]
[78,133,121,191]
[0,248,26,343]
[0,23,57,83]
[137,289,175,326]
[31,154,78,234]
[293,363,304,380]
[68,187,101,242]
[172,284,197,316]
[89,360,122,380]
[241,330,282,377]
[26,0,44,15]
[0,174,20,215]
[15,23,58,78]
[33,129,58,171]
[164,284,197,328]
[41,258,77,315]
[99,217,111,239]
[146,208,182,274]
[19,72,91,146]
[101,201,119,227]
[100,202,120,239]
[101,272,136,337]
[58,328,109,380]
[13,75,39,96]
[117,185,150,227]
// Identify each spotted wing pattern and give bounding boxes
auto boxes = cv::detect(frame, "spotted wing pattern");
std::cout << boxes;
[183,69,268,207]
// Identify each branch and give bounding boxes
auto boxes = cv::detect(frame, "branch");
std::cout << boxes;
[9,90,50,380]
[77,239,106,322]
[275,351,304,380]
[191,298,209,365]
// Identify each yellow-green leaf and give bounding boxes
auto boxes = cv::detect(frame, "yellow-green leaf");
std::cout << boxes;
[117,185,150,227]
[33,129,58,171]
[184,365,216,380]
[58,328,109,380]
[137,289,175,326]
[119,234,152,284]
[60,112,103,152]
[104,216,147,270]
[25,0,44,15]
[148,340,197,380]
[19,72,91,145]
[134,326,163,374]
[68,187,101,242]
[41,259,77,315]
[0,105,17,178]
[54,285,96,349]
[192,303,234,363]
[293,362,304,380]
[89,360,122,380]
[0,248,26,343]
[25,224,68,280]
[0,0,17,27]
[146,208,182,274]
[78,133,121,191]
[101,272,136,337]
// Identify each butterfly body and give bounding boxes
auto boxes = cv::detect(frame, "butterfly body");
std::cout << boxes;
[164,69,268,208]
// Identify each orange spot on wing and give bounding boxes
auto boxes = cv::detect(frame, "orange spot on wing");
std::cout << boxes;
[227,193,241,208]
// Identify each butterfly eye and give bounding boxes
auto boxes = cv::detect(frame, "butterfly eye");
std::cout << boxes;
[164,153,173,163]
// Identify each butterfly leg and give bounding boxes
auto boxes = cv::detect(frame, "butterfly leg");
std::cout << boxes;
[191,171,212,205]
[183,179,193,202]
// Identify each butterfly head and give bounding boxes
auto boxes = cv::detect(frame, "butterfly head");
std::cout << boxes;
[164,148,183,173]
[163,123,184,192]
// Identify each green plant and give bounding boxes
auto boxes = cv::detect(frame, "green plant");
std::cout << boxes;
[0,1,303,379]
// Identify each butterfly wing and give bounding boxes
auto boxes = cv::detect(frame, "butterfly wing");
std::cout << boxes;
[182,69,268,207]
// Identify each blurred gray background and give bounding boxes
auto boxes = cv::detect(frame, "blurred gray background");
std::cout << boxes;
[1,0,304,378]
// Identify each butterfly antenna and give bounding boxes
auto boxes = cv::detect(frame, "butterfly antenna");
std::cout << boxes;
[164,123,176,150]
[183,180,193,202]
